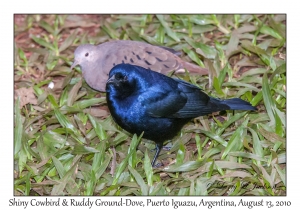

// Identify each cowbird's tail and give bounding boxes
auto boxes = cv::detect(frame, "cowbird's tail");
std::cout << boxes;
[209,98,257,112]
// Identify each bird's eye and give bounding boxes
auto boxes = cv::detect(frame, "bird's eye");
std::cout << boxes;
[115,73,123,80]
[85,53,89,57]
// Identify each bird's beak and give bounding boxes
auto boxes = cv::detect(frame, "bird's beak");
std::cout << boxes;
[70,60,79,70]
[106,75,116,84]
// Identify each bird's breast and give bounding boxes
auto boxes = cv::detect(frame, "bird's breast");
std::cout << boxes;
[107,93,190,141]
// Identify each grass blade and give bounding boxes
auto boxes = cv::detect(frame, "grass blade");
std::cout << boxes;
[112,134,142,185]
[185,37,217,59]
[92,141,106,171]
[39,20,55,34]
[262,73,275,125]
[175,141,185,165]
[260,25,283,40]
[25,172,32,195]
[163,160,206,172]
[274,164,285,186]
[52,156,66,178]
[51,155,81,195]
[156,15,180,42]
[67,79,82,106]
[14,97,23,155]
[193,129,227,147]
[72,145,100,155]
[144,149,153,186]
[88,114,107,140]
[221,119,248,159]
[74,98,106,109]
[31,36,55,51]
[59,30,78,52]
[95,154,112,180]
[54,109,85,143]
[128,165,148,195]
[182,47,205,67]
[248,127,264,165]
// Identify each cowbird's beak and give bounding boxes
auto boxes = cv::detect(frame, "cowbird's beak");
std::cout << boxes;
[107,75,116,84]
[70,60,79,70]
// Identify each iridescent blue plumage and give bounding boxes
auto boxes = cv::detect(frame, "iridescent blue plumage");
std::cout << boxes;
[106,64,256,166]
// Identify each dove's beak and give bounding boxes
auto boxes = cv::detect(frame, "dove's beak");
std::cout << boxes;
[71,60,79,70]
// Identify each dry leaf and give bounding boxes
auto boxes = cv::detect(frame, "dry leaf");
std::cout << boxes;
[84,107,109,117]
[15,87,38,108]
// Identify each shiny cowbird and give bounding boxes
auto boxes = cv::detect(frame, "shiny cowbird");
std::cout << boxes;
[106,64,256,166]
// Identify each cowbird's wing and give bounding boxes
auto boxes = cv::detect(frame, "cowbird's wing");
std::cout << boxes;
[144,78,213,118]
[145,78,214,118]
[143,86,188,118]
[171,80,213,118]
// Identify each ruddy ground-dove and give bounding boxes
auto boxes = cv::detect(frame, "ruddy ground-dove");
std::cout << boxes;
[71,40,209,92]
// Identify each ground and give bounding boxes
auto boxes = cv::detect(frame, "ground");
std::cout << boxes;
[14,14,286,196]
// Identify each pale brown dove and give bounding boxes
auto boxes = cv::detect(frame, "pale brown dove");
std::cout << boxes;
[71,40,209,92]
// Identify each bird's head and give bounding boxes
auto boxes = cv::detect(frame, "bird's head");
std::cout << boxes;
[106,64,149,98]
[71,44,97,71]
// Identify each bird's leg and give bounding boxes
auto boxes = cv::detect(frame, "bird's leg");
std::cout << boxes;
[162,144,172,151]
[151,142,163,167]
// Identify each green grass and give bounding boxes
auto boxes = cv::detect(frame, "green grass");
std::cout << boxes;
[14,14,286,196]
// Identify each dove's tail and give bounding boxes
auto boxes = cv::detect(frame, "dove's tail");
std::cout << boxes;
[177,61,209,75]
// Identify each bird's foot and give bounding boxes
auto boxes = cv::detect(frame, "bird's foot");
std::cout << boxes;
[162,145,172,151]
[152,161,164,168]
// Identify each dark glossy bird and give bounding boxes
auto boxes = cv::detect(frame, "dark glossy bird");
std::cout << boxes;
[106,64,257,166]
